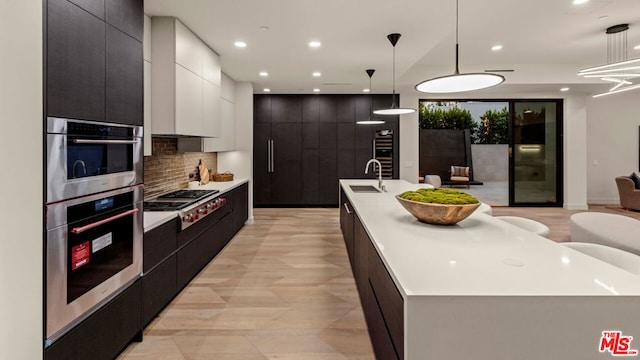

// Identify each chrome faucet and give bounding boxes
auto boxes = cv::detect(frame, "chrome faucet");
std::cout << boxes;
[364,158,385,192]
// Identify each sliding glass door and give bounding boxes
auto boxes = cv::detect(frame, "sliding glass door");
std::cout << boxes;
[510,101,563,206]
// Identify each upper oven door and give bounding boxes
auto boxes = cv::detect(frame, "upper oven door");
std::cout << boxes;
[47,117,143,203]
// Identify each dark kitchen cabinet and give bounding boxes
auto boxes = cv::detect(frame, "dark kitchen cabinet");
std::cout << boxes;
[68,0,104,19]
[254,118,303,206]
[106,25,143,126]
[47,0,106,121]
[231,183,249,234]
[339,188,354,268]
[105,0,143,41]
[339,189,404,360]
[142,184,248,325]
[254,94,399,206]
[44,280,142,360]
[46,0,143,125]
[142,218,178,326]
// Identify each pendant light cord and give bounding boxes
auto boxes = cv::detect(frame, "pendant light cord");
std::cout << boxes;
[392,44,396,108]
[455,0,460,74]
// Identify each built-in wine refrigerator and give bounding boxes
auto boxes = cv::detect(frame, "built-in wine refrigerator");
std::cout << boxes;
[374,129,394,179]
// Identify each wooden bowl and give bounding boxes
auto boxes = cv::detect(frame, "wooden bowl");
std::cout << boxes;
[395,195,480,225]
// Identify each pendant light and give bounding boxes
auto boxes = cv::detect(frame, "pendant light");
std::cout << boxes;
[357,69,385,125]
[414,0,504,93]
[373,34,416,115]
[578,24,640,98]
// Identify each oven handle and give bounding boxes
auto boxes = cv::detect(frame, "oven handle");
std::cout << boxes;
[70,208,139,235]
[72,139,138,145]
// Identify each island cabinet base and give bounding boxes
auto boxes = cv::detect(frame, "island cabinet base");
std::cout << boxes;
[348,208,404,360]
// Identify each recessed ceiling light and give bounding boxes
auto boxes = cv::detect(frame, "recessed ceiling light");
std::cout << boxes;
[491,45,503,51]
[572,0,588,4]
[259,26,270,31]
[363,88,370,93]
[263,88,271,92]
[309,41,321,48]
[560,87,570,92]
[259,72,269,77]
[234,41,247,48]
[635,44,640,50]
[313,88,320,92]
[312,72,322,77]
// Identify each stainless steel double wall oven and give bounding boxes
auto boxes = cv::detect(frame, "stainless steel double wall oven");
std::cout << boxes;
[45,117,143,342]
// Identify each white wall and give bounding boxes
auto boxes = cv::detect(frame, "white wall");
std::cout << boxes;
[218,82,254,220]
[399,92,420,183]
[586,91,640,204]
[564,95,588,210]
[0,1,43,359]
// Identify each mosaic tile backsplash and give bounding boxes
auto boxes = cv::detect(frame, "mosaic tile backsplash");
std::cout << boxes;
[144,137,217,199]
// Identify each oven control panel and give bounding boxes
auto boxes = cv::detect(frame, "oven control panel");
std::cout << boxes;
[180,197,227,229]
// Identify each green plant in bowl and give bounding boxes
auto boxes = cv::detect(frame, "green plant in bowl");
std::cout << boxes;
[396,188,480,225]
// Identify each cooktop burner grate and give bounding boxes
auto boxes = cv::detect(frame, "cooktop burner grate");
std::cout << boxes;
[143,201,192,211]
[157,189,219,200]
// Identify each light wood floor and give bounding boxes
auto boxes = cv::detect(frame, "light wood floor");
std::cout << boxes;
[119,205,640,359]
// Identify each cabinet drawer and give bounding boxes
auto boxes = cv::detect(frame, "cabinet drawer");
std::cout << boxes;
[142,255,177,326]
[369,240,404,360]
[143,218,178,273]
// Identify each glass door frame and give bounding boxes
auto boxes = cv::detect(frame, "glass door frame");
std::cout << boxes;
[508,99,563,207]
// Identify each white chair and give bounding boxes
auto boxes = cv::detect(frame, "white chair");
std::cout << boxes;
[562,242,640,275]
[424,175,441,188]
[570,212,640,256]
[477,203,492,216]
[496,216,550,238]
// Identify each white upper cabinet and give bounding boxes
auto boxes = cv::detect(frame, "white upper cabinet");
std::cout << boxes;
[175,20,202,76]
[177,73,235,153]
[202,79,221,137]
[202,48,221,86]
[151,16,220,137]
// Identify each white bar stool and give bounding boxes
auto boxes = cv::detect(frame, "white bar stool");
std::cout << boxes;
[496,216,550,238]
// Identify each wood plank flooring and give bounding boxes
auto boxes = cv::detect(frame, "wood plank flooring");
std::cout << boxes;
[119,205,640,359]
[119,208,374,360]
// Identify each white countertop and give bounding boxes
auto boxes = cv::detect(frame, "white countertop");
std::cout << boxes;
[340,179,640,297]
[143,178,248,232]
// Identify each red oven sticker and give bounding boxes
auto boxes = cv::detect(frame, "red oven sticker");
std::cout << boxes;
[71,241,90,271]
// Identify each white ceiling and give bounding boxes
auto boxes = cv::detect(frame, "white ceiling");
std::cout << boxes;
[145,0,640,96]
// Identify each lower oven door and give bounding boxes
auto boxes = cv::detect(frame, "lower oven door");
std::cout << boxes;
[45,185,143,342]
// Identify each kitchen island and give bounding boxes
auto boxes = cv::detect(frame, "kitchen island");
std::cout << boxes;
[340,179,640,360]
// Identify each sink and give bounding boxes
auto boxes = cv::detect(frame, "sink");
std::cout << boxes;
[349,185,382,193]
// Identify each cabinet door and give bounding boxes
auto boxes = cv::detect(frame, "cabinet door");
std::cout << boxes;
[302,149,320,204]
[105,0,143,42]
[204,98,234,151]
[175,64,202,136]
[142,255,176,326]
[69,0,104,19]
[272,95,301,123]
[202,80,221,137]
[336,95,355,123]
[202,47,221,86]
[339,189,354,267]
[254,95,271,123]
[47,0,105,121]
[271,122,303,205]
[302,95,320,122]
[318,149,338,205]
[253,122,272,206]
[143,60,151,155]
[106,25,143,126]
[175,20,202,76]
